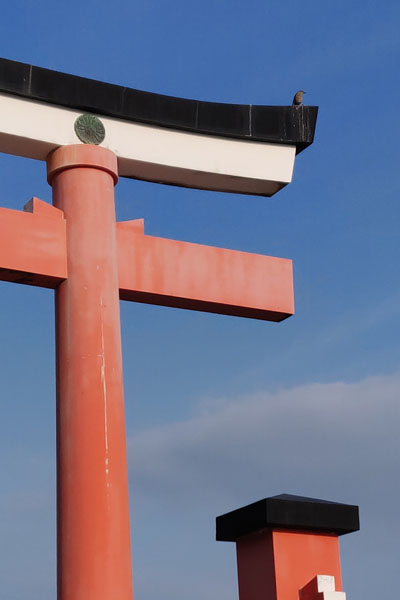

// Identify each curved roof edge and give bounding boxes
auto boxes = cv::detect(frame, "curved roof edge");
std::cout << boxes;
[0,58,318,154]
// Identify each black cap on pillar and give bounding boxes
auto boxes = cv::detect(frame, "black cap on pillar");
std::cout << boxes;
[216,493,360,541]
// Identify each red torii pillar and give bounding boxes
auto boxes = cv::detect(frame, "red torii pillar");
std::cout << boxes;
[0,144,294,600]
[49,146,132,599]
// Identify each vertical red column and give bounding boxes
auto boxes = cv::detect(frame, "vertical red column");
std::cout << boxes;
[47,145,133,600]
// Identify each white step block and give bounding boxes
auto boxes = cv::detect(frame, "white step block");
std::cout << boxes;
[315,575,335,592]
[300,575,347,600]
[300,575,335,598]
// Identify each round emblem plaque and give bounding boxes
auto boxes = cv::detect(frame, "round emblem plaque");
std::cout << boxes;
[74,114,106,145]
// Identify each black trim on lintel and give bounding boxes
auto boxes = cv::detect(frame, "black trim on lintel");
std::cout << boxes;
[0,58,318,154]
[216,494,360,541]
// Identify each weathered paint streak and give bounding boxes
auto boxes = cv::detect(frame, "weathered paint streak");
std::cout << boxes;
[100,297,110,491]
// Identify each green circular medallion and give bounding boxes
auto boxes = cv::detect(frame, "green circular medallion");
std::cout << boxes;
[74,114,105,145]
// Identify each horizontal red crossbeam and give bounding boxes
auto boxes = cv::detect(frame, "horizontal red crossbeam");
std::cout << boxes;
[0,198,67,287]
[117,220,294,321]
[0,201,294,321]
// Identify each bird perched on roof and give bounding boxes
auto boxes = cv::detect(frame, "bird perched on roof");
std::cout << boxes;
[292,90,306,106]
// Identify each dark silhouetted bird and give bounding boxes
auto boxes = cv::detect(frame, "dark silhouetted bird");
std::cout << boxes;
[292,90,306,105]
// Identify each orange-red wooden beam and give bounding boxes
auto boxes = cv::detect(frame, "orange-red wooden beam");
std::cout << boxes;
[0,197,67,287]
[117,220,294,321]
[0,200,294,322]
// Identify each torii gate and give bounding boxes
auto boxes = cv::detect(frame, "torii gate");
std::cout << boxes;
[0,58,317,600]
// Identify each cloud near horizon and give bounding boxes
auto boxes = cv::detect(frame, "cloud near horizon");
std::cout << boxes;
[127,370,400,511]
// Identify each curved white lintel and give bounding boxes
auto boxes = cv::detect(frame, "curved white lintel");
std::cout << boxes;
[0,92,296,196]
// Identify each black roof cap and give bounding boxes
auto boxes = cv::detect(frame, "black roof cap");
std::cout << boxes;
[0,58,318,154]
[216,494,360,541]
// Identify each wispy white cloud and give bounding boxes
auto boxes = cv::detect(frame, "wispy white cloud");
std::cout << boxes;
[127,370,400,507]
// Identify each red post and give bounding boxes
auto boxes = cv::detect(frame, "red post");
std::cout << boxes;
[236,529,343,600]
[216,494,359,600]
[47,145,133,600]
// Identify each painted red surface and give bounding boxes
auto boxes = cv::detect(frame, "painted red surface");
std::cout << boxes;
[117,219,294,321]
[47,145,133,600]
[0,202,294,321]
[236,529,342,600]
[273,530,342,599]
[0,197,66,287]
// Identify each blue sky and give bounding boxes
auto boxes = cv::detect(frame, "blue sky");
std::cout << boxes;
[0,1,400,599]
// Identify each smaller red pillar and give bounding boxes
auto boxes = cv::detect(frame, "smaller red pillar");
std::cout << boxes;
[216,494,359,600]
